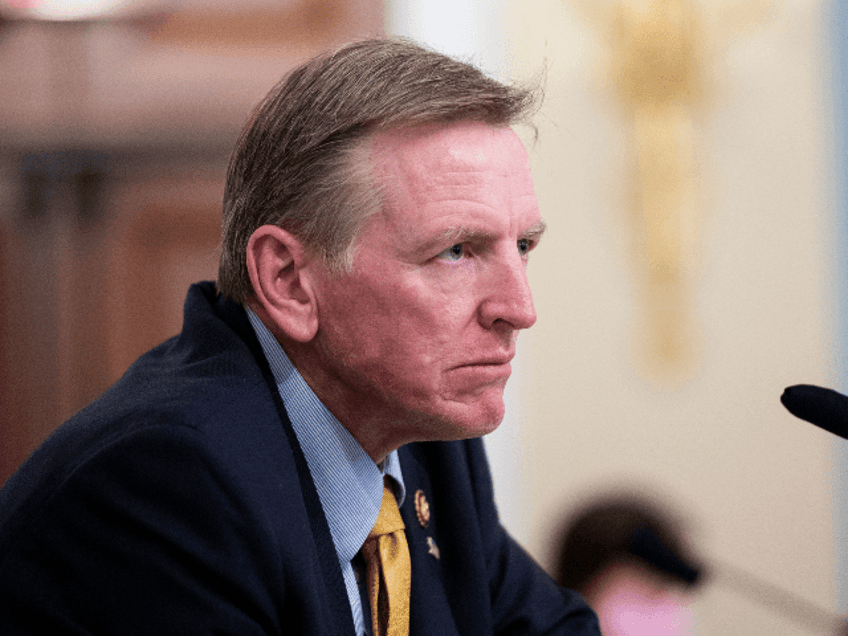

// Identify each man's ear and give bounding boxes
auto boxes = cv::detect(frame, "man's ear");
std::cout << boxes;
[246,225,319,343]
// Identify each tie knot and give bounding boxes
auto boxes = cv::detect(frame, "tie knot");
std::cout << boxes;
[369,485,405,538]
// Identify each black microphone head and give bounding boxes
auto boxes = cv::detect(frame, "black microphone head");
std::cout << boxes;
[781,384,848,440]
[627,526,702,586]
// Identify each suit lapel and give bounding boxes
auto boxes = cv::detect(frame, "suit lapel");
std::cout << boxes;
[398,446,463,636]
[213,288,356,635]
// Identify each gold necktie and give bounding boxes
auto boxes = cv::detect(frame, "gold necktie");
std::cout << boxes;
[361,484,410,636]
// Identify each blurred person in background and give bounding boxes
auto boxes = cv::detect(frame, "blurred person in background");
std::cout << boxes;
[554,493,703,636]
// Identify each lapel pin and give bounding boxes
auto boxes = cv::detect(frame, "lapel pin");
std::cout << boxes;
[426,536,441,560]
[414,489,430,528]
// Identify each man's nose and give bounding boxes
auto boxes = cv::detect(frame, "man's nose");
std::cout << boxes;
[478,255,537,331]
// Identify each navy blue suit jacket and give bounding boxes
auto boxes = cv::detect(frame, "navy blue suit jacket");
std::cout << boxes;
[0,282,599,635]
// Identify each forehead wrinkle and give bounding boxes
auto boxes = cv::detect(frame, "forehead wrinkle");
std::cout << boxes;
[413,185,543,244]
[413,170,537,211]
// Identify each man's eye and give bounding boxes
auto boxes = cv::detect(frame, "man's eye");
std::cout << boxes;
[437,244,466,261]
[518,238,532,255]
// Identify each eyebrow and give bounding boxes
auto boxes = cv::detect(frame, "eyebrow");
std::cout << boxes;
[523,220,547,242]
[433,225,492,247]
[432,219,547,247]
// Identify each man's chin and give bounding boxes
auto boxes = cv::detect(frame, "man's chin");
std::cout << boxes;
[431,396,506,441]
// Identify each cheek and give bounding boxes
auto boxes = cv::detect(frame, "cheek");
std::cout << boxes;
[320,277,393,329]
[333,276,452,338]
[317,266,481,385]
[317,282,421,364]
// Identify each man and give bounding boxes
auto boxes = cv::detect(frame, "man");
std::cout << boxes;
[0,39,599,635]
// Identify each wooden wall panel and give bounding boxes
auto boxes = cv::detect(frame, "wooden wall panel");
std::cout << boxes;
[0,0,384,486]
[105,172,224,386]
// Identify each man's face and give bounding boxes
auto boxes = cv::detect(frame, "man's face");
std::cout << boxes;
[303,122,543,455]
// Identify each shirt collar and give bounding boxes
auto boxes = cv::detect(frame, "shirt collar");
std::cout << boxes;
[246,308,405,562]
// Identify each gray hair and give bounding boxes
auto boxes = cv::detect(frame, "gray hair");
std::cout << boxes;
[217,38,540,303]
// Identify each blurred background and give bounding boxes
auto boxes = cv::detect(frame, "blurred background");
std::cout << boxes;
[0,0,845,633]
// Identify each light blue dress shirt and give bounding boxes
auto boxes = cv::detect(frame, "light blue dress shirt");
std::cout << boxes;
[246,309,405,635]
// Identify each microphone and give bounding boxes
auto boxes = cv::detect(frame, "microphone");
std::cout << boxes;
[627,526,701,586]
[780,384,848,440]
[770,384,848,634]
